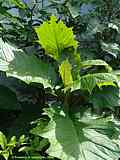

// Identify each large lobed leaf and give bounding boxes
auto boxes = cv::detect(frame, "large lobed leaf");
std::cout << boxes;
[0,39,57,88]
[31,107,120,160]
[35,16,78,60]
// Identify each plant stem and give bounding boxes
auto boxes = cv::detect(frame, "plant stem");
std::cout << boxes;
[64,94,69,113]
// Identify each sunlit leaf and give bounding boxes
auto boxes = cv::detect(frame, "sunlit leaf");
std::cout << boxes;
[0,131,7,150]
[0,39,57,88]
[81,59,112,72]
[35,16,78,60]
[101,42,120,58]
[2,150,9,160]
[59,59,73,87]
[31,107,120,160]
[81,73,118,93]
[8,136,16,147]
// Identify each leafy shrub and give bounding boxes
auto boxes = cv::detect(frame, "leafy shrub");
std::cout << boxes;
[1,1,120,160]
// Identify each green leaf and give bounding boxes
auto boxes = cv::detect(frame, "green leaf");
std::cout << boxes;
[0,38,15,71]
[18,135,26,144]
[8,136,16,147]
[0,131,7,150]
[18,146,30,152]
[59,59,73,87]
[11,0,26,9]
[66,0,81,18]
[101,42,120,58]
[65,72,118,93]
[0,85,21,110]
[81,59,112,72]
[35,16,78,60]
[81,73,118,93]
[86,18,104,36]
[2,150,9,160]
[31,107,120,160]
[0,39,57,88]
[90,86,120,108]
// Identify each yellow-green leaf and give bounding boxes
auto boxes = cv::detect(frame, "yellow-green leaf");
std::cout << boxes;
[59,59,73,87]
[0,132,7,150]
[35,16,78,60]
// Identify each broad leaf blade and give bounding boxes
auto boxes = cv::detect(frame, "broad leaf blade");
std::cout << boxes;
[81,59,112,72]
[68,73,118,93]
[31,107,120,160]
[81,73,118,93]
[0,39,57,88]
[90,86,120,108]
[7,52,57,88]
[35,16,78,60]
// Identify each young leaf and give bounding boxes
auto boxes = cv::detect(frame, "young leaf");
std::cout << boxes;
[31,107,120,160]
[2,150,9,160]
[59,59,73,87]
[19,135,26,144]
[8,136,16,147]
[0,131,7,150]
[35,16,78,60]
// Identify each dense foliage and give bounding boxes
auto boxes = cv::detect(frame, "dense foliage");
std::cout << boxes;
[1,0,120,160]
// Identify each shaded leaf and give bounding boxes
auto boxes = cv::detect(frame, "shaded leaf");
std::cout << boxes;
[0,85,21,110]
[90,86,120,108]
[11,0,26,9]
[66,1,81,18]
